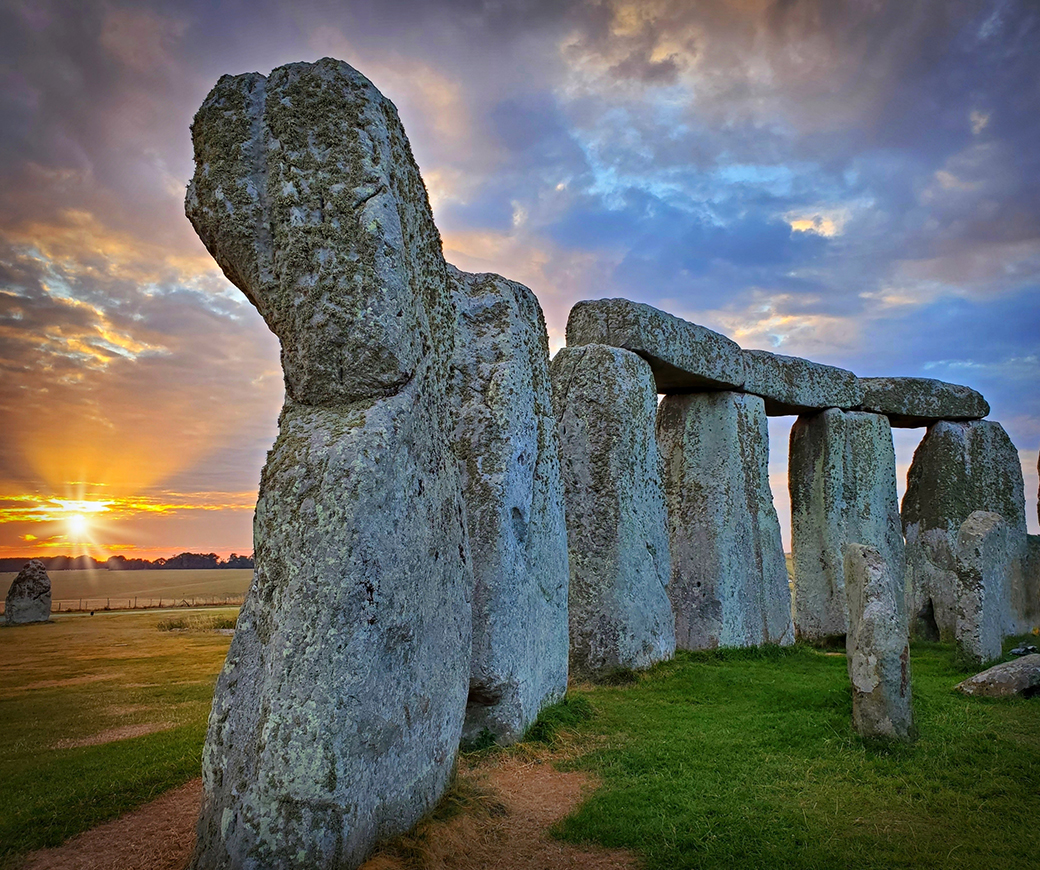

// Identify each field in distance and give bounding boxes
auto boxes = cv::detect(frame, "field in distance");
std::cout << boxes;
[0,568,253,606]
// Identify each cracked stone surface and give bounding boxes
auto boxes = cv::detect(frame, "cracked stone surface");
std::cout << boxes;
[789,409,904,641]
[551,345,675,679]
[902,420,1027,642]
[450,266,569,744]
[186,58,471,870]
[4,559,51,625]
[656,391,793,650]
[844,544,915,743]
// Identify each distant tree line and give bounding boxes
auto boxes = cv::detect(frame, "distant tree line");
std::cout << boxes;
[0,552,254,572]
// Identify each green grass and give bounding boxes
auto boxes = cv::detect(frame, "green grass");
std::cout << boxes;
[0,609,235,862]
[553,640,1040,869]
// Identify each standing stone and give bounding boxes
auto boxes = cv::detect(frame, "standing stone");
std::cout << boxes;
[954,511,1012,664]
[789,409,905,640]
[186,59,471,870]
[551,344,675,679]
[844,544,915,743]
[902,420,1027,641]
[656,391,793,650]
[450,266,569,744]
[4,559,51,625]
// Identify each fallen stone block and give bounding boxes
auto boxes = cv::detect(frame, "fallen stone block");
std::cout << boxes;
[4,559,51,625]
[903,420,1027,642]
[955,653,1040,698]
[789,409,904,641]
[857,377,989,428]
[450,266,569,744]
[186,59,471,870]
[657,390,793,650]
[565,298,745,392]
[551,344,675,679]
[743,350,862,416]
[844,544,915,742]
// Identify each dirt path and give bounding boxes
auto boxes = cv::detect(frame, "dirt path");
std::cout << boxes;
[20,757,637,870]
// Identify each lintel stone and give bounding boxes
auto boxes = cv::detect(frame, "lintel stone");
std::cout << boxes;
[857,377,989,427]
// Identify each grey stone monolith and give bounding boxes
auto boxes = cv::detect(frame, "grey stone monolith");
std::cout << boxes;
[954,511,1013,664]
[656,391,793,650]
[551,344,675,680]
[566,298,745,391]
[450,266,568,744]
[902,420,1027,641]
[844,544,915,743]
[4,559,51,625]
[743,350,862,416]
[856,377,989,427]
[789,409,905,640]
[186,59,471,870]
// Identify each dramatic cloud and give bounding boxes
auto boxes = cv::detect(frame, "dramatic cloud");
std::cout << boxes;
[1,0,1037,559]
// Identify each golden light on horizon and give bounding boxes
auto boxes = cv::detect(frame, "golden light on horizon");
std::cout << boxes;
[67,513,89,537]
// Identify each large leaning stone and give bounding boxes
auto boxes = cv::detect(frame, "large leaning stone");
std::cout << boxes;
[656,391,793,650]
[844,544,915,743]
[450,266,569,744]
[566,298,745,392]
[789,409,904,640]
[186,59,471,870]
[743,350,862,416]
[955,653,1040,698]
[551,345,675,679]
[857,377,989,428]
[954,512,1013,664]
[4,559,51,625]
[902,420,1027,641]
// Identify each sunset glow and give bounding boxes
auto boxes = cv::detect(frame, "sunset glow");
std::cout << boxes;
[1,0,1038,569]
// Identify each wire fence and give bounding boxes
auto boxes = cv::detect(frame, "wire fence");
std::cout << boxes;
[0,595,246,616]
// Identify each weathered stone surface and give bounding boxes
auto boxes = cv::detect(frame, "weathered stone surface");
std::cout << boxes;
[551,345,675,679]
[955,653,1040,697]
[1022,535,1040,633]
[450,266,568,744]
[565,298,745,392]
[4,559,51,625]
[789,409,905,640]
[656,391,793,650]
[954,512,1012,664]
[186,59,471,870]
[844,544,915,742]
[743,350,862,416]
[857,377,989,428]
[902,420,1027,642]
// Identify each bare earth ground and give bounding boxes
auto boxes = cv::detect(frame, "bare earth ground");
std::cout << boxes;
[20,756,638,870]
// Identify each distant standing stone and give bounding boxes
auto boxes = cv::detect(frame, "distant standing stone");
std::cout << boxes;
[954,512,1013,664]
[4,559,51,625]
[657,391,793,650]
[955,653,1040,698]
[902,419,1028,640]
[551,344,675,679]
[844,544,915,743]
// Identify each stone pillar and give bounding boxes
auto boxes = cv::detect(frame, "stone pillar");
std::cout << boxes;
[186,60,471,870]
[955,511,1012,664]
[844,544,915,743]
[450,267,569,745]
[789,409,905,640]
[902,420,1028,640]
[551,344,675,680]
[656,391,793,650]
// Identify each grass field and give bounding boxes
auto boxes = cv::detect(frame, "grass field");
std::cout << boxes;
[0,609,236,864]
[1,611,1038,868]
[0,569,253,610]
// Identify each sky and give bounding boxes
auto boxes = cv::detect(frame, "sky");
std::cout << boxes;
[1,0,1038,563]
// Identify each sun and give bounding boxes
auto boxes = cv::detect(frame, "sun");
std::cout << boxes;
[67,513,90,537]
